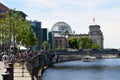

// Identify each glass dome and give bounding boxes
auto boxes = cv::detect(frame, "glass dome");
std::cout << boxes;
[51,22,72,36]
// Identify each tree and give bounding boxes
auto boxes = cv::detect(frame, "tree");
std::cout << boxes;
[54,45,66,51]
[91,43,100,49]
[41,41,49,50]
[0,9,38,50]
[0,11,10,50]
[78,37,93,49]
[78,37,100,50]
[10,10,38,48]
[68,37,79,49]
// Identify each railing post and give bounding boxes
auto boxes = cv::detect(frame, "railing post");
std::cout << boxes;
[6,66,12,80]
[31,58,34,80]
[2,73,10,80]
[21,60,25,77]
[8,63,14,80]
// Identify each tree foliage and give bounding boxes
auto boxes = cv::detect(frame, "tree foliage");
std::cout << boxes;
[91,43,100,49]
[0,9,38,49]
[78,37,93,49]
[68,37,100,50]
[54,45,66,51]
[68,37,79,49]
[41,41,49,50]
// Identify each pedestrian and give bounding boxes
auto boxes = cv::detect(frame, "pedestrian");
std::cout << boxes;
[2,51,9,68]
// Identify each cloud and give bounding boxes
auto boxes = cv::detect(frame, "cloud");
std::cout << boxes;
[1,0,120,48]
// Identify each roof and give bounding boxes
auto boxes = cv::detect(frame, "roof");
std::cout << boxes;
[0,2,9,12]
[0,3,27,17]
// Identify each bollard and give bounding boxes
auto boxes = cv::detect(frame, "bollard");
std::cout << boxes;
[21,60,24,77]
[2,72,10,80]
[6,66,12,80]
[6,66,12,73]
[31,58,34,80]
[8,63,14,80]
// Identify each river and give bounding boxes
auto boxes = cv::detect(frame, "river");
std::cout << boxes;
[42,58,120,80]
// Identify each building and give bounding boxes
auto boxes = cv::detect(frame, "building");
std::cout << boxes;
[89,25,104,48]
[0,2,27,19]
[48,32,53,49]
[51,22,72,49]
[0,2,9,12]
[51,21,72,37]
[41,28,48,42]
[29,21,42,50]
[51,21,104,49]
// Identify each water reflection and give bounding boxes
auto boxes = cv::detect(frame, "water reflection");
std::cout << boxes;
[42,58,120,80]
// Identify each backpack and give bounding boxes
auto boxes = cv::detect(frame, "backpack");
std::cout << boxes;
[3,55,7,60]
[4,56,7,60]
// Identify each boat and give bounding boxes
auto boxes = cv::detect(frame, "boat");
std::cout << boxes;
[81,56,97,62]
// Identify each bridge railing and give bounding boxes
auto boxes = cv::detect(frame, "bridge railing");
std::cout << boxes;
[25,52,51,80]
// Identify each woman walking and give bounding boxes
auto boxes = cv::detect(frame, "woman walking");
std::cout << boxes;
[2,52,9,68]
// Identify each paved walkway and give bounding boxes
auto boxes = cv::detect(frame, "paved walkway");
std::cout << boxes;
[0,61,31,80]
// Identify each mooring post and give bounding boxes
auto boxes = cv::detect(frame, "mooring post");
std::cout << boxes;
[6,66,12,80]
[8,63,14,80]
[21,60,25,77]
[31,58,34,80]
[2,72,10,80]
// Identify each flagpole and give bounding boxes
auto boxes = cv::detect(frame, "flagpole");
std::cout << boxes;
[93,18,95,25]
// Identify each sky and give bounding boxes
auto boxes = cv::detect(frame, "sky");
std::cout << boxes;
[1,0,120,48]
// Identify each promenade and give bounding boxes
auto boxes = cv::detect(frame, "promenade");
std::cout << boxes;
[0,61,31,80]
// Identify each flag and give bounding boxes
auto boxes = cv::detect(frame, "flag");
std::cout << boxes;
[92,18,96,24]
[93,18,95,22]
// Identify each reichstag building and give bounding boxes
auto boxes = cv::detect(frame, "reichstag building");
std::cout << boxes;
[51,21,104,49]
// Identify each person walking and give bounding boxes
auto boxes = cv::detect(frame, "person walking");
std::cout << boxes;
[2,51,9,68]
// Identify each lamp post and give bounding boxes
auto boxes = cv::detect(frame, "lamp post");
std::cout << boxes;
[17,44,20,53]
[64,31,69,50]
[65,35,68,50]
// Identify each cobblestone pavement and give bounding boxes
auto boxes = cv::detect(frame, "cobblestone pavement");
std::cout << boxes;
[0,62,31,80]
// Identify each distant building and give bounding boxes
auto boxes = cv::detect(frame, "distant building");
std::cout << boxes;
[29,21,42,50]
[89,25,104,48]
[51,22,72,49]
[51,22,104,49]
[51,21,72,37]
[48,32,53,49]
[0,2,27,19]
[0,2,9,12]
[41,28,48,42]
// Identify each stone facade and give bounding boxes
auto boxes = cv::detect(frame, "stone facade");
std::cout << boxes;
[69,25,104,49]
[53,37,67,49]
[89,25,104,48]
[51,22,104,49]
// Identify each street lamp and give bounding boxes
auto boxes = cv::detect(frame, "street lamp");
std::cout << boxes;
[64,31,69,50]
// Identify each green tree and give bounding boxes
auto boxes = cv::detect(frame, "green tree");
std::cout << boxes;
[41,41,49,50]
[78,37,93,49]
[78,37,100,50]
[68,37,79,49]
[91,43,100,49]
[54,45,66,51]
[10,10,38,48]
[0,12,10,50]
[0,9,38,49]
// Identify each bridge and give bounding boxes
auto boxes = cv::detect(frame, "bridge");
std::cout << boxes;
[25,49,120,80]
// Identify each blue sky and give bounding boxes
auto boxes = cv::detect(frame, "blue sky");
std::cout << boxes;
[1,0,120,48]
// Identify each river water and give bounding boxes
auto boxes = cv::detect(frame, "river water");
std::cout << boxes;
[42,58,120,80]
